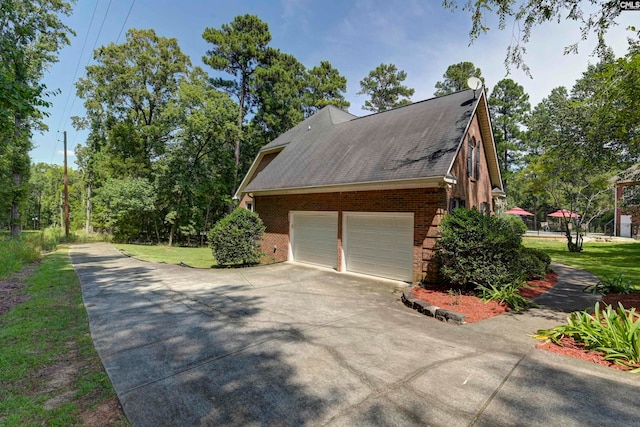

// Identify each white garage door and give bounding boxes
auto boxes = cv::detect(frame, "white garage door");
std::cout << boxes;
[291,212,338,268]
[344,213,414,282]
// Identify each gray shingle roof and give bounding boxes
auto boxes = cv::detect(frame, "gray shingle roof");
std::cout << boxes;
[244,89,479,192]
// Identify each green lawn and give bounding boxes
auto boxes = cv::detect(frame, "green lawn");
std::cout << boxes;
[523,238,640,287]
[113,243,216,268]
[0,246,128,426]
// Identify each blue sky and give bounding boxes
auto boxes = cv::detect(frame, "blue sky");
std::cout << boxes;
[33,0,637,166]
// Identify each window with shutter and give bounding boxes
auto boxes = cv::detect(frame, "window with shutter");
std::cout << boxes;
[475,140,481,180]
[467,136,473,177]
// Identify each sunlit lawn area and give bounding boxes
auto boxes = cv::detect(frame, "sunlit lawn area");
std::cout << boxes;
[523,238,640,289]
[113,244,216,268]
[0,245,128,426]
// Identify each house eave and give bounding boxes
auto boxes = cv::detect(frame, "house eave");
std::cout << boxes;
[244,176,449,197]
[233,146,285,200]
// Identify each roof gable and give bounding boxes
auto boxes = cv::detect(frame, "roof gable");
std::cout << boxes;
[242,89,496,194]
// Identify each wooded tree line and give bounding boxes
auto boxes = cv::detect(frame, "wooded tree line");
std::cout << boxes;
[5,4,638,248]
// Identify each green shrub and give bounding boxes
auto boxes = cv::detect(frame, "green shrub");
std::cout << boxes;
[436,207,524,289]
[536,303,640,371]
[500,214,528,235]
[476,281,532,311]
[208,209,265,266]
[584,271,633,295]
[523,247,552,268]
[519,248,547,279]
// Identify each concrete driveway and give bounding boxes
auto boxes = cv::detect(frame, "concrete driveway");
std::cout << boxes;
[71,243,640,426]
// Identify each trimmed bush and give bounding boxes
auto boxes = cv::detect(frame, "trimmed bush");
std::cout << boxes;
[523,247,552,268]
[436,207,524,289]
[208,209,265,266]
[500,213,528,235]
[518,250,546,280]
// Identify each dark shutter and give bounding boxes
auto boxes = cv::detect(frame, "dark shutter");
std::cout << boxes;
[467,136,473,177]
[475,142,481,180]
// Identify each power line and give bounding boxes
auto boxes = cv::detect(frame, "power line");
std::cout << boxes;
[53,0,100,136]
[116,0,136,43]
[51,0,113,163]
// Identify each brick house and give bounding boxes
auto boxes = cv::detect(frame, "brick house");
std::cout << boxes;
[235,88,504,283]
[615,164,640,238]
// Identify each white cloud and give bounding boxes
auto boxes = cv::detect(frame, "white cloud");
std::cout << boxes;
[56,150,75,158]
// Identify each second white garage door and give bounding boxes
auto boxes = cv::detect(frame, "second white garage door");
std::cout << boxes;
[290,211,338,269]
[344,213,414,282]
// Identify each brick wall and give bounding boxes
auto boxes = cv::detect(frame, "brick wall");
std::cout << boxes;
[449,113,495,211]
[616,182,640,238]
[254,187,447,283]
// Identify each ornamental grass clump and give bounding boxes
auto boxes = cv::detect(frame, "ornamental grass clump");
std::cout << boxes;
[476,281,532,311]
[584,271,633,295]
[535,302,640,372]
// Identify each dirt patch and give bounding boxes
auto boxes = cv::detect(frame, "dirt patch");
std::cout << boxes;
[80,397,126,427]
[411,272,559,323]
[0,262,39,316]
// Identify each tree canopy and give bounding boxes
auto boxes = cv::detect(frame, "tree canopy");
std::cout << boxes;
[1,0,74,238]
[357,63,414,112]
[489,78,530,190]
[443,0,631,74]
[434,61,483,96]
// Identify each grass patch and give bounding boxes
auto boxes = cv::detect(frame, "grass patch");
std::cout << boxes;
[0,240,40,280]
[113,243,216,268]
[0,247,128,426]
[523,238,640,289]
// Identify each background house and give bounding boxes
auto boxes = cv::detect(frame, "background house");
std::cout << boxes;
[236,88,504,283]
[615,164,640,238]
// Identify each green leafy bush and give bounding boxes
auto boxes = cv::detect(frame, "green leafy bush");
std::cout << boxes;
[519,248,547,279]
[208,209,265,266]
[584,272,633,294]
[523,247,552,268]
[476,281,532,311]
[536,303,640,371]
[500,213,528,235]
[436,207,525,289]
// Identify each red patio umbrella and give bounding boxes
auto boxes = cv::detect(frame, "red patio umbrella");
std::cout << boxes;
[504,207,534,216]
[548,209,580,218]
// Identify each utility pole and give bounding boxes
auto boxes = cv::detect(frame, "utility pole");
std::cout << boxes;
[64,131,70,237]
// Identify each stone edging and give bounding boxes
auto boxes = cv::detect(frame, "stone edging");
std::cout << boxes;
[401,290,466,325]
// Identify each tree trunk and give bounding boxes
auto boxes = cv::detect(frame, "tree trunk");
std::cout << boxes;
[85,176,93,233]
[10,171,21,239]
[230,78,246,212]
[168,221,176,247]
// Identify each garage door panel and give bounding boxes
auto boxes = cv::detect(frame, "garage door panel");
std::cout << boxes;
[292,213,338,268]
[345,214,413,282]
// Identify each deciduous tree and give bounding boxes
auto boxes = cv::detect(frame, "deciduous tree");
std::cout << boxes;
[0,0,74,238]
[443,0,627,74]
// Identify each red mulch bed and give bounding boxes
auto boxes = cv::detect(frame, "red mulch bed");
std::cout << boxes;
[536,336,636,371]
[411,273,640,372]
[410,272,558,324]
[602,292,640,311]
